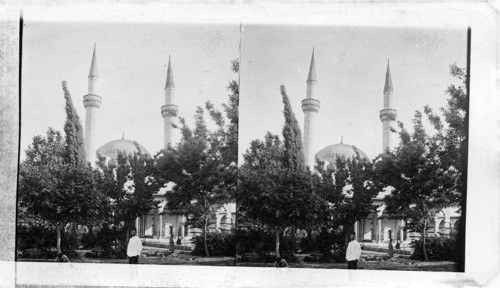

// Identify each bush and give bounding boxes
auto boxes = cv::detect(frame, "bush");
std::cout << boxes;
[17,223,79,257]
[191,232,236,257]
[17,223,56,251]
[298,228,346,263]
[410,234,458,261]
[236,227,296,259]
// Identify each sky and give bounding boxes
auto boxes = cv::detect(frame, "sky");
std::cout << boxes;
[21,22,240,159]
[22,22,467,164]
[239,25,467,162]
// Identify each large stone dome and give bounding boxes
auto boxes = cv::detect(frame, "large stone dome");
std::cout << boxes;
[315,142,369,165]
[96,138,151,163]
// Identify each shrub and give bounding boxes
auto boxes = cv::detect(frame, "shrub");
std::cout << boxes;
[297,228,347,262]
[236,227,297,260]
[410,234,458,261]
[191,232,236,257]
[17,223,79,257]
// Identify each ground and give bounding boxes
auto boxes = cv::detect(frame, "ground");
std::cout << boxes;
[18,247,456,271]
[236,250,457,272]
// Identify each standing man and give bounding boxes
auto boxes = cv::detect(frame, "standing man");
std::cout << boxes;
[346,233,361,269]
[127,228,143,264]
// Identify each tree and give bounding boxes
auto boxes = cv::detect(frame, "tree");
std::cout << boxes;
[238,86,322,258]
[424,64,466,207]
[315,155,378,245]
[94,148,159,254]
[18,82,100,254]
[155,60,238,257]
[373,111,457,261]
[424,64,467,268]
[280,85,305,171]
[239,134,323,258]
[62,81,86,167]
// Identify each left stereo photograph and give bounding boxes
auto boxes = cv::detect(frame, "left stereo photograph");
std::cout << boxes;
[17,21,239,266]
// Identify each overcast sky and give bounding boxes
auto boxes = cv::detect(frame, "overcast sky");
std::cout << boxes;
[22,22,467,164]
[239,25,467,162]
[22,22,239,159]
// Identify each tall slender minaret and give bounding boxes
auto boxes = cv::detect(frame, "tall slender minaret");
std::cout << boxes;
[83,44,102,164]
[380,60,397,152]
[161,56,178,148]
[301,48,321,169]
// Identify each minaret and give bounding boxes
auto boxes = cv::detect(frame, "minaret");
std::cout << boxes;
[161,56,178,148]
[301,48,321,169]
[83,44,102,165]
[380,60,397,152]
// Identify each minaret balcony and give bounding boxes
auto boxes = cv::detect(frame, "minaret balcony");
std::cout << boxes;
[301,98,320,113]
[83,94,102,108]
[162,104,179,118]
[379,109,397,121]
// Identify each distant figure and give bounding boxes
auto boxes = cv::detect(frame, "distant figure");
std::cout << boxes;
[274,256,289,268]
[127,228,143,264]
[345,234,361,269]
[170,235,175,252]
[388,238,394,258]
[395,240,401,250]
[55,253,70,263]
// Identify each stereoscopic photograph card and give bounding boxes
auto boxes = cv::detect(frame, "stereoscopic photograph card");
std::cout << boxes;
[1,1,499,287]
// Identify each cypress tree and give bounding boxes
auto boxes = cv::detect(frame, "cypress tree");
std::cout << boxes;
[62,81,86,166]
[280,85,305,171]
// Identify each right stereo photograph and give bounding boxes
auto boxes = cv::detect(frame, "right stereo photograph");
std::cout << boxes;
[236,24,468,272]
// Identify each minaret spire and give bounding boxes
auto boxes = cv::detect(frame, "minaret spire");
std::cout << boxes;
[165,55,175,88]
[307,47,317,83]
[88,43,98,79]
[380,59,397,152]
[384,59,393,94]
[161,55,179,148]
[302,48,321,168]
[83,44,102,165]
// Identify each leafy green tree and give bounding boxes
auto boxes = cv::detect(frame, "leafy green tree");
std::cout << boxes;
[238,86,322,258]
[423,64,467,268]
[155,60,238,257]
[423,64,466,208]
[373,111,457,261]
[239,134,323,258]
[281,85,305,171]
[315,155,378,245]
[19,82,100,254]
[19,135,98,253]
[94,148,159,254]
[62,81,86,166]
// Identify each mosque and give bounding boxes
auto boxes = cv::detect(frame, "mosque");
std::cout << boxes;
[301,50,460,246]
[81,45,236,244]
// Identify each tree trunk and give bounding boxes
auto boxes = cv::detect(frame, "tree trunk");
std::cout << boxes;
[203,217,210,257]
[275,228,281,258]
[290,226,296,254]
[56,224,62,253]
[422,221,429,261]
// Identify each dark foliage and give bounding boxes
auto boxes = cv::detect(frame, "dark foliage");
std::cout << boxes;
[298,228,347,263]
[410,235,458,261]
[235,227,296,259]
[191,232,236,257]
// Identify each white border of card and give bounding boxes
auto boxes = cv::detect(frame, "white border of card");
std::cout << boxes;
[1,1,499,287]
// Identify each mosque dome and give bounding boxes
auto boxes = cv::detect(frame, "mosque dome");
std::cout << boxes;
[96,137,151,163]
[315,142,369,166]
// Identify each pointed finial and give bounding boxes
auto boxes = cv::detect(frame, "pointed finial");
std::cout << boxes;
[88,44,98,78]
[341,136,343,144]
[165,55,175,88]
[307,48,317,82]
[384,59,393,93]
[122,131,125,139]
